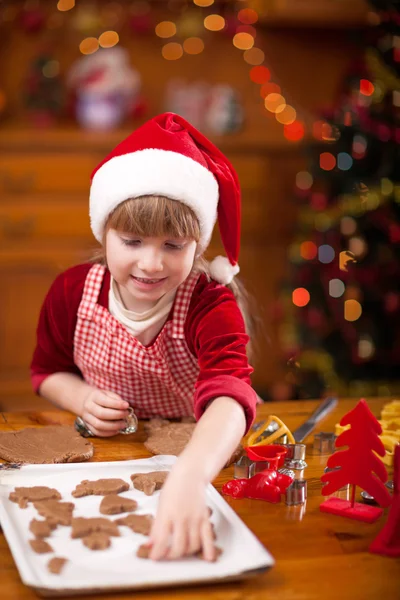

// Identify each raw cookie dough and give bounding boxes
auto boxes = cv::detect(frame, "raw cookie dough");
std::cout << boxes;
[99,494,138,515]
[136,544,223,561]
[47,557,68,575]
[34,500,75,526]
[144,419,242,466]
[9,486,61,509]
[82,532,111,550]
[72,479,130,498]
[115,514,154,535]
[29,518,57,538]
[0,426,93,464]
[71,517,120,538]
[30,539,53,554]
[130,472,168,496]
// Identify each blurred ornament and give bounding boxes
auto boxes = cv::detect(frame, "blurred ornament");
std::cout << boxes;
[339,250,357,271]
[67,47,142,130]
[19,0,46,34]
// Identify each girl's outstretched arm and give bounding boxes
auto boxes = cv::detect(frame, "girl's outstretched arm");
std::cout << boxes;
[149,396,246,561]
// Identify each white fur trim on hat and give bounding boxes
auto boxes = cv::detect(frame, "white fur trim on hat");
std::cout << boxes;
[90,148,219,251]
[209,255,240,285]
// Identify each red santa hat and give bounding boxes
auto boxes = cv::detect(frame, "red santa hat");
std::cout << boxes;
[90,112,241,284]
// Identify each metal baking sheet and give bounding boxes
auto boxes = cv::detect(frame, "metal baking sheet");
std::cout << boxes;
[0,455,274,596]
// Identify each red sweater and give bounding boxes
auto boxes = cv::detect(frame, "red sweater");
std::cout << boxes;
[31,264,257,431]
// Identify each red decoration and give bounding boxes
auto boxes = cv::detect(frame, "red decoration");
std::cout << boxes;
[320,399,392,523]
[222,470,294,503]
[370,444,400,557]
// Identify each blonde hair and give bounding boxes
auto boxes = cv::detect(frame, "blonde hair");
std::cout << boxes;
[93,195,258,358]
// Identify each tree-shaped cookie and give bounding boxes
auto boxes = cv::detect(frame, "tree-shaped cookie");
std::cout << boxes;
[370,444,400,557]
[320,399,392,523]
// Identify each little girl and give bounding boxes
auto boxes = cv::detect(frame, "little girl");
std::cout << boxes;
[31,112,258,562]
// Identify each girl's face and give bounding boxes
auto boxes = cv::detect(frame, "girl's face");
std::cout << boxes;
[105,228,197,312]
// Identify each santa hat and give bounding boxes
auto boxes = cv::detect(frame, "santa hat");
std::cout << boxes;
[90,112,241,284]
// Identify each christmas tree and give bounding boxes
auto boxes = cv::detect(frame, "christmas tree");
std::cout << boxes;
[277,0,400,399]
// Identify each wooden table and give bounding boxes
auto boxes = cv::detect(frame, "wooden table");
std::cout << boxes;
[0,397,399,599]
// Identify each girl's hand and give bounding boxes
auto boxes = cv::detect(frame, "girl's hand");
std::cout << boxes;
[148,464,216,562]
[80,387,130,437]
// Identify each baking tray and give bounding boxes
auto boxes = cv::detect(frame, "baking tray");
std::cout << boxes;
[0,455,274,596]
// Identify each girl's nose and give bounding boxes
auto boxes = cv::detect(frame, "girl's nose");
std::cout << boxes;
[137,249,163,273]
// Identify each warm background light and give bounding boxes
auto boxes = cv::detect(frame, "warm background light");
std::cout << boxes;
[155,21,177,38]
[344,299,362,321]
[57,0,75,11]
[98,31,119,48]
[243,47,265,65]
[233,32,254,50]
[79,37,99,55]
[162,42,183,60]
[183,37,204,55]
[204,14,225,31]
[292,288,310,307]
[193,0,214,6]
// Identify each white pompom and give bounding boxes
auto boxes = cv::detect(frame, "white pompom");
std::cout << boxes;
[209,256,240,285]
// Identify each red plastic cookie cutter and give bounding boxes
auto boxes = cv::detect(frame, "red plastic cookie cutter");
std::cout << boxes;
[222,469,294,503]
[245,444,288,470]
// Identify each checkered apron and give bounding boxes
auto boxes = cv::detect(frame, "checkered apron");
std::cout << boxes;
[73,264,200,418]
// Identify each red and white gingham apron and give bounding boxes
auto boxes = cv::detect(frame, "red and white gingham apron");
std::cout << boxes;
[73,263,200,418]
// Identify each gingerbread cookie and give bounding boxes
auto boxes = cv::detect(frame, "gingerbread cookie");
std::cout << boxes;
[130,472,168,496]
[144,419,242,466]
[72,478,130,498]
[30,539,53,554]
[71,517,120,539]
[47,557,68,575]
[29,518,56,538]
[99,494,138,515]
[115,514,153,535]
[82,532,111,550]
[9,486,61,509]
[34,500,75,526]
[0,426,93,464]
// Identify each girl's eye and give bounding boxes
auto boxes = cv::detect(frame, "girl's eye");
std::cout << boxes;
[121,238,141,247]
[165,242,184,250]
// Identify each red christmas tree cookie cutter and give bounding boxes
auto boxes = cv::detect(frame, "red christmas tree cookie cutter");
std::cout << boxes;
[320,399,392,523]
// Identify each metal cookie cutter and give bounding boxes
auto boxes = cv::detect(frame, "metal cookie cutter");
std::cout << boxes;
[323,466,349,494]
[234,455,270,479]
[285,479,307,505]
[313,432,337,454]
[283,443,307,479]
[361,480,394,505]
[74,407,138,437]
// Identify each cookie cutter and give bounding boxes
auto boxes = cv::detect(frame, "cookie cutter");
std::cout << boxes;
[285,479,307,505]
[247,415,295,447]
[282,443,307,479]
[234,455,270,479]
[313,432,337,454]
[361,481,394,505]
[74,407,138,438]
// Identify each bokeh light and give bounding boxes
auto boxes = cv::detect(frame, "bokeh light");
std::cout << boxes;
[300,241,317,260]
[329,279,345,298]
[98,31,119,48]
[344,299,362,321]
[57,0,75,11]
[320,152,336,171]
[79,37,99,55]
[233,32,255,50]
[360,79,374,96]
[337,152,353,171]
[183,37,204,54]
[264,93,285,113]
[260,82,281,98]
[193,0,214,6]
[162,42,183,60]
[155,21,177,38]
[296,171,313,190]
[318,244,335,263]
[276,105,296,125]
[292,288,310,307]
[284,121,305,141]
[249,66,270,84]
[238,8,258,24]
[204,14,225,31]
[340,216,357,236]
[243,47,265,65]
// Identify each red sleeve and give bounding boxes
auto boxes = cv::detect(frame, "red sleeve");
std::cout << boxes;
[30,263,110,393]
[184,275,257,433]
